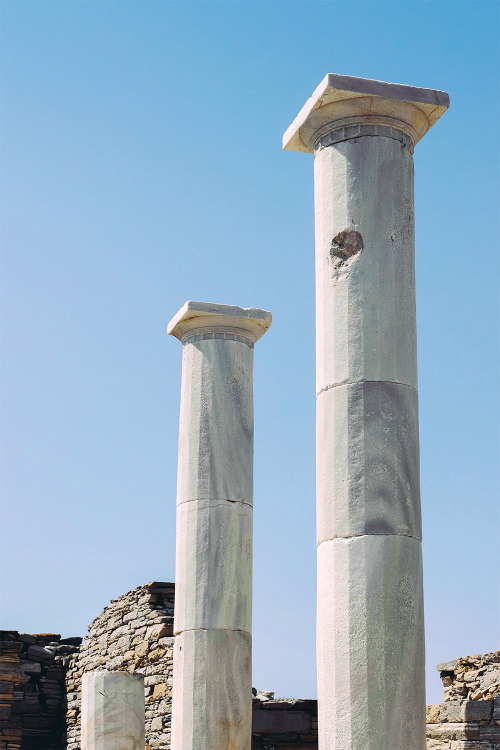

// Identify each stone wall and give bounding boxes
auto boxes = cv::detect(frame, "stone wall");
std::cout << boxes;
[64,582,174,750]
[251,693,317,749]
[3,583,499,749]
[0,631,80,750]
[424,652,500,750]
[438,653,500,703]
[426,698,500,749]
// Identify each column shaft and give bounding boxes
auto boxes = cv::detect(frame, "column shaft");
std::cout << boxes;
[283,74,449,750]
[168,302,271,750]
[315,132,425,750]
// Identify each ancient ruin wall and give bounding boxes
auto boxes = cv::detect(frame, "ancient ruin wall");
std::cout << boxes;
[0,631,80,750]
[3,583,499,750]
[64,582,174,750]
[437,652,500,703]
[426,697,500,749]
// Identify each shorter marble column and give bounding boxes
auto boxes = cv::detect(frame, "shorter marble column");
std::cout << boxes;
[81,671,145,750]
[168,301,271,750]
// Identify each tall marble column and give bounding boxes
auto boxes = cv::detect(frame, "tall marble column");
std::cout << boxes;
[283,75,449,749]
[81,671,144,750]
[168,301,271,750]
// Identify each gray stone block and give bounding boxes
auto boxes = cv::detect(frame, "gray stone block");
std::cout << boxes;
[437,659,458,672]
[176,337,254,505]
[317,381,421,542]
[314,135,418,394]
[26,645,55,662]
[81,671,144,750]
[252,710,310,734]
[461,700,493,722]
[171,629,251,750]
[20,661,41,674]
[442,700,462,722]
[479,724,500,740]
[174,498,252,634]
[493,696,500,721]
[317,535,425,749]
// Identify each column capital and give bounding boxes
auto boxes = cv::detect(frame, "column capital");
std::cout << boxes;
[283,73,449,153]
[168,300,272,344]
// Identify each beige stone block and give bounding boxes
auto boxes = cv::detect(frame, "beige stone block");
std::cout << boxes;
[426,705,441,723]
[152,684,167,700]
[442,701,462,723]
[145,624,172,640]
[148,648,163,662]
[426,723,479,741]
[134,643,148,659]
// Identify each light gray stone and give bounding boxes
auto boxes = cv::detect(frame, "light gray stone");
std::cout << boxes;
[252,710,310,733]
[442,701,462,723]
[283,72,449,153]
[169,301,270,750]
[437,659,458,672]
[174,498,252,634]
[175,335,255,505]
[426,723,479,741]
[168,300,271,343]
[461,700,493,722]
[81,671,145,750]
[313,134,418,393]
[317,535,425,749]
[285,73,448,750]
[171,629,251,750]
[317,380,421,542]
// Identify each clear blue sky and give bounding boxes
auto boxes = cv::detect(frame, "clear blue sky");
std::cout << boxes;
[1,1,498,705]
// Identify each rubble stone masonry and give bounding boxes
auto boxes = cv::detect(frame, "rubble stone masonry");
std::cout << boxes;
[64,582,175,750]
[2,583,499,749]
[0,631,80,750]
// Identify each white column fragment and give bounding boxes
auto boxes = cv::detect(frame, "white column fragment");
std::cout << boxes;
[81,671,145,750]
[283,75,449,749]
[168,301,271,750]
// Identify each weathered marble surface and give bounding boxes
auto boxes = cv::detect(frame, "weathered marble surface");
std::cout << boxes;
[168,300,271,343]
[176,337,255,505]
[174,497,252,633]
[317,380,421,542]
[314,135,418,394]
[171,629,252,750]
[81,671,145,750]
[317,535,426,750]
[283,72,449,153]
[285,75,448,750]
[169,302,270,750]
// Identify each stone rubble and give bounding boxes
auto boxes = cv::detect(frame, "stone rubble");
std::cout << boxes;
[65,581,174,750]
[0,630,80,750]
[438,652,500,702]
